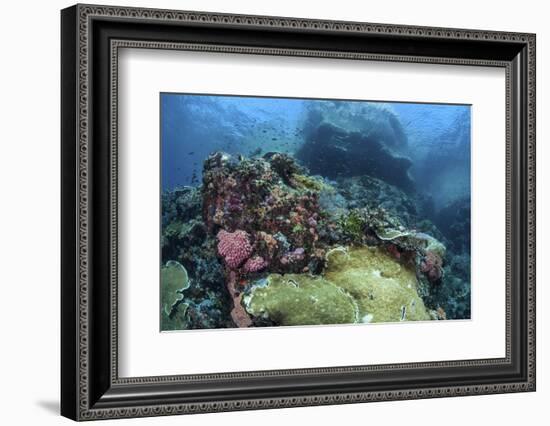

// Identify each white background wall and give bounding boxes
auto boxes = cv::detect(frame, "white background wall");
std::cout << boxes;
[0,0,546,424]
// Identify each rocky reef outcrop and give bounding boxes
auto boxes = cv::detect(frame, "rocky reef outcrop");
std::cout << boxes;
[296,102,414,192]
[335,175,420,227]
[301,100,408,151]
[296,123,415,192]
[161,150,470,329]
[161,187,232,330]
[202,151,327,276]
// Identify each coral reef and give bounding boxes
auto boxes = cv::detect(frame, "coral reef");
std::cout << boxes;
[202,151,326,276]
[160,261,190,331]
[160,151,473,329]
[243,274,359,326]
[161,187,233,329]
[419,251,444,283]
[160,96,472,331]
[242,256,269,273]
[325,246,431,323]
[162,186,203,228]
[336,176,419,227]
[244,246,431,325]
[200,151,336,326]
[217,230,254,269]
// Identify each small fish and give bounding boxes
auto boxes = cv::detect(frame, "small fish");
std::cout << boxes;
[271,138,277,141]
[188,151,195,155]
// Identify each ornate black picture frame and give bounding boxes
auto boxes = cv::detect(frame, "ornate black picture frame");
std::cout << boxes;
[61,3,536,421]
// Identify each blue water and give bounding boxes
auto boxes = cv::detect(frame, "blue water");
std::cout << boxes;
[161,93,470,211]
[392,103,471,208]
[161,94,305,190]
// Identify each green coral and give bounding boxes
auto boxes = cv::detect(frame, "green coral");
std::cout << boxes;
[163,220,201,242]
[291,173,330,192]
[164,221,184,238]
[244,246,431,326]
[325,246,431,322]
[160,260,190,331]
[292,224,305,234]
[243,274,358,326]
[339,209,367,241]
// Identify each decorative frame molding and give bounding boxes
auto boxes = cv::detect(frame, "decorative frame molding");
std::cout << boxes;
[61,4,536,421]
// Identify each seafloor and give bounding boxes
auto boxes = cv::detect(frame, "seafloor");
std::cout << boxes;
[160,99,471,330]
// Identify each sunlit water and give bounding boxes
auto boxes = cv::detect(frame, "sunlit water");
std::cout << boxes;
[161,94,470,214]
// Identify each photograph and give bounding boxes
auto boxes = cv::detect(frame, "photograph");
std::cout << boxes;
[57,3,536,420]
[160,94,472,330]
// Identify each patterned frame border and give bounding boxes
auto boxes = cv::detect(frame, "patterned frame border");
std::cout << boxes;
[72,4,535,420]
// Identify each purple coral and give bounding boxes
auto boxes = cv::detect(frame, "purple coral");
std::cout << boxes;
[217,230,253,269]
[280,247,305,265]
[226,194,243,213]
[242,256,269,273]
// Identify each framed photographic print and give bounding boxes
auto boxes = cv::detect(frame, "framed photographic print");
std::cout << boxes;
[61,4,536,421]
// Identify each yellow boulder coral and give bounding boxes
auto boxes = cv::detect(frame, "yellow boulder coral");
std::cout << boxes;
[244,246,431,326]
[325,246,431,323]
[243,274,359,326]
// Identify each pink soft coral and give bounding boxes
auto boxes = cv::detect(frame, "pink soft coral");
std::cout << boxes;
[420,251,443,282]
[217,230,253,269]
[242,256,268,273]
